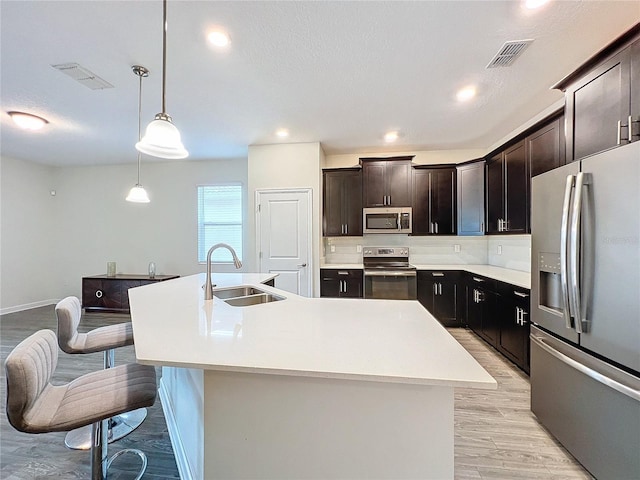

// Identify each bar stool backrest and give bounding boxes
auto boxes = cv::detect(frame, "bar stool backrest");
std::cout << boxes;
[5,329,58,433]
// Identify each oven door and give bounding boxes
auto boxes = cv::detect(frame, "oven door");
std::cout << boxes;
[364,270,417,300]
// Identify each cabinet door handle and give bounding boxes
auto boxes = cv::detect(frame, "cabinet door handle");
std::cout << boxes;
[630,115,640,140]
[617,120,623,145]
[435,222,438,234]
[388,195,391,205]
[514,291,529,298]
[345,224,348,235]
[434,283,438,295]
[438,283,442,295]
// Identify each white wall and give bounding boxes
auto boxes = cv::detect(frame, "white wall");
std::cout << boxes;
[247,143,323,296]
[0,156,59,312]
[0,156,247,313]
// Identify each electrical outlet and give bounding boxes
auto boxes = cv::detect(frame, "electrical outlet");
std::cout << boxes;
[330,245,336,253]
[356,245,362,253]
[454,244,461,253]
[497,245,503,255]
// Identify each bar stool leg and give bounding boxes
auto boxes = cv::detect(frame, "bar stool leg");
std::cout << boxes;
[65,349,148,450]
[91,419,108,480]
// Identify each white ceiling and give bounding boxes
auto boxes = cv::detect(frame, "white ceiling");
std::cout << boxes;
[1,1,639,167]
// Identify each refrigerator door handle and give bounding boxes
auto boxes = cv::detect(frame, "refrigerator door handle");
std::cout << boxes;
[560,174,575,330]
[570,172,590,333]
[530,334,640,402]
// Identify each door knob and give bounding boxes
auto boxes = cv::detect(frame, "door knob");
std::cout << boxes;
[297,263,307,268]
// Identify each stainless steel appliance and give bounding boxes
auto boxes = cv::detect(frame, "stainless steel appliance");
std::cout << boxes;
[530,141,640,479]
[363,207,412,234]
[363,247,417,300]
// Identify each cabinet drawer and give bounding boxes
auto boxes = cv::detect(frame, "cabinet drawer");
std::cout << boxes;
[320,269,362,280]
[82,279,122,310]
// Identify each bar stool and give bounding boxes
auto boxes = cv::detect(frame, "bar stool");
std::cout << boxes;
[5,329,157,479]
[56,296,147,450]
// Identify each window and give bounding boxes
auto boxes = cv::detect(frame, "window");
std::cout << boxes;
[197,184,243,263]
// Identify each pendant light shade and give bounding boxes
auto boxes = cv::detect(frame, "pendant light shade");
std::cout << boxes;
[127,65,151,204]
[136,113,187,159]
[126,185,151,203]
[136,0,188,159]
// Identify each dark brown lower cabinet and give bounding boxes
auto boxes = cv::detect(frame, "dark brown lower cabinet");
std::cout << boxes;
[465,273,530,373]
[497,284,531,374]
[417,270,462,327]
[320,269,363,298]
[466,274,498,347]
[82,274,179,313]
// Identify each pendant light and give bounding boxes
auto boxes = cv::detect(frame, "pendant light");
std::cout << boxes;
[126,65,151,203]
[135,0,188,159]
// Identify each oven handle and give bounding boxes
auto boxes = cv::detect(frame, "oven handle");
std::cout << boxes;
[364,270,417,277]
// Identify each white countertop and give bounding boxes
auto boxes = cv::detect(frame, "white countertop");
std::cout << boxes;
[321,262,531,289]
[129,273,496,390]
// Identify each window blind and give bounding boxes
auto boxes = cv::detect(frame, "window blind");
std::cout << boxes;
[197,184,243,263]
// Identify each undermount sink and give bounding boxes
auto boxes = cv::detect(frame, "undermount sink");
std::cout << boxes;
[213,286,265,299]
[225,293,284,307]
[212,285,285,307]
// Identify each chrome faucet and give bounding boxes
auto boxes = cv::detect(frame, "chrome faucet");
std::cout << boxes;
[204,243,242,300]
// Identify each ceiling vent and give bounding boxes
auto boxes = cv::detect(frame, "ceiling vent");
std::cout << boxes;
[51,63,114,90]
[486,39,534,68]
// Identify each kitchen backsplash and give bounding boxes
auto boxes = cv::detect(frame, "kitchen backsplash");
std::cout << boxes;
[323,234,531,273]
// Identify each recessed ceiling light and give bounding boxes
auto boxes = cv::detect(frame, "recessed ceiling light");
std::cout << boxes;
[524,0,550,9]
[384,131,399,143]
[208,29,231,48]
[276,128,289,138]
[7,111,49,130]
[456,86,477,102]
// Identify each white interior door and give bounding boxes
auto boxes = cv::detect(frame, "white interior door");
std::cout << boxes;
[256,189,312,297]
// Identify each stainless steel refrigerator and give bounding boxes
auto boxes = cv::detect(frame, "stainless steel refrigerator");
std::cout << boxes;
[530,141,640,479]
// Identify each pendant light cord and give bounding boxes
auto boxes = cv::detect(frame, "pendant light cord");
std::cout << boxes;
[162,0,167,114]
[137,69,143,185]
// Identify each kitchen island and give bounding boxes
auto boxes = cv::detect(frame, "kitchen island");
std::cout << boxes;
[128,273,496,480]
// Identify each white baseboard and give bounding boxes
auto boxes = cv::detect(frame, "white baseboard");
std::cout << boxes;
[0,299,58,316]
[159,378,194,480]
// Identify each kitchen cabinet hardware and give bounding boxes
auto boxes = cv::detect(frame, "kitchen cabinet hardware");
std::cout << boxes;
[472,277,484,283]
[432,272,444,277]
[514,291,529,298]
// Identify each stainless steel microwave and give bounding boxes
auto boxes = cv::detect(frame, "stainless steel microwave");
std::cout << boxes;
[363,207,412,234]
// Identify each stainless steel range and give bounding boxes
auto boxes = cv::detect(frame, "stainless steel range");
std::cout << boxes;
[363,247,417,300]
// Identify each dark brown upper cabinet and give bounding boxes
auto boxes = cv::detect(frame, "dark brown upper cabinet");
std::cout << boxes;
[412,166,456,235]
[322,168,362,237]
[360,156,413,207]
[554,25,640,161]
[456,160,485,236]
[528,115,565,178]
[486,140,528,235]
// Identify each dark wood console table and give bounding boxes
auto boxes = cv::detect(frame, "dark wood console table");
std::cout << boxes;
[82,274,180,313]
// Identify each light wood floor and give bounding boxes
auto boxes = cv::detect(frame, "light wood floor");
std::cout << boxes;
[1,305,592,479]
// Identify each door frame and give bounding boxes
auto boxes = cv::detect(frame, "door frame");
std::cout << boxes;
[254,188,314,297]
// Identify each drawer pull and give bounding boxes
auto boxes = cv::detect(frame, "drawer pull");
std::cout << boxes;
[431,272,444,277]
[337,271,349,276]
[95,290,103,299]
[514,291,529,298]
[472,277,484,283]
